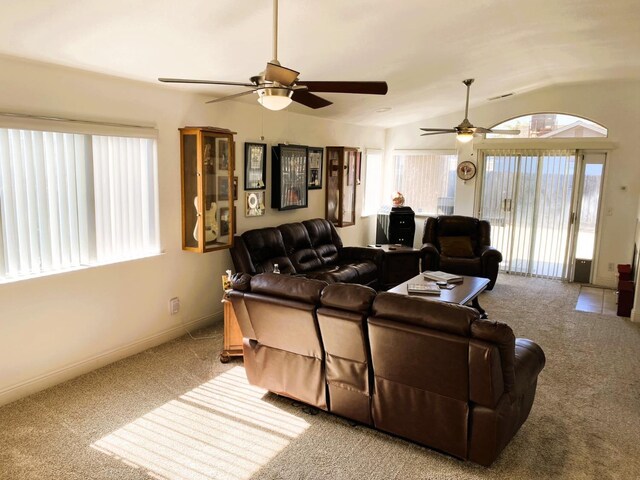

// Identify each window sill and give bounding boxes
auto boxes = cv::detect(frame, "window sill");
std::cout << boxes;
[0,250,164,286]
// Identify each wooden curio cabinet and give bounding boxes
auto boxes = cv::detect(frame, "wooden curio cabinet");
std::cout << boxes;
[326,146,359,227]
[180,126,236,252]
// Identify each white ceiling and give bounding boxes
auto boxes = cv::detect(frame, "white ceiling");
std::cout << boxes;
[1,0,639,128]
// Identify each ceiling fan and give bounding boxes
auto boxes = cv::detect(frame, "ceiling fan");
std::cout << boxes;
[159,0,388,111]
[420,79,520,142]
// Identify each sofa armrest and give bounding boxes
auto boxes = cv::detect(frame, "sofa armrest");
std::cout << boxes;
[478,245,503,264]
[514,338,546,396]
[420,242,440,271]
[230,235,256,274]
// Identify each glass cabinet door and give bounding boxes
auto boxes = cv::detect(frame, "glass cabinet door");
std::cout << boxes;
[342,149,357,225]
[326,146,357,227]
[182,133,198,250]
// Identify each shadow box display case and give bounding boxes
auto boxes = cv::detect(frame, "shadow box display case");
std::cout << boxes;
[326,146,359,227]
[180,126,236,252]
[271,144,308,210]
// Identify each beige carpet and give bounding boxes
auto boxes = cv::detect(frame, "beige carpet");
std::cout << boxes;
[1,274,639,479]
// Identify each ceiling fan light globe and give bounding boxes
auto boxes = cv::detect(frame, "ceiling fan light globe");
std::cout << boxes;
[257,87,293,111]
[456,132,474,143]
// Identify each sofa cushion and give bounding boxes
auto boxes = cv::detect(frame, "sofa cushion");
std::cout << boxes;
[305,265,359,284]
[278,223,323,273]
[440,256,482,276]
[340,259,378,285]
[439,236,474,258]
[241,227,296,274]
[303,218,341,265]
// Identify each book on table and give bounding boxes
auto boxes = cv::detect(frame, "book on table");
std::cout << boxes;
[407,282,441,295]
[422,271,464,283]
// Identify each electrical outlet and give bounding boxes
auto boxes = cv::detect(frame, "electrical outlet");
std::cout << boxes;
[169,297,180,315]
[608,263,614,272]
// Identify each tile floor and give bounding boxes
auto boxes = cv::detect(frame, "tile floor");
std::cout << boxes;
[575,285,618,315]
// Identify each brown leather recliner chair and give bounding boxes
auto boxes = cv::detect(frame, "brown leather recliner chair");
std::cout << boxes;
[421,215,502,290]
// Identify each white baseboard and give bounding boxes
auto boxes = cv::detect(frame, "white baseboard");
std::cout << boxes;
[0,313,222,407]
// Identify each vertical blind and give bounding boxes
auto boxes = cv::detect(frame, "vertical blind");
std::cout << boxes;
[0,127,159,282]
[479,149,576,279]
[393,151,457,215]
[0,129,88,277]
[93,136,159,263]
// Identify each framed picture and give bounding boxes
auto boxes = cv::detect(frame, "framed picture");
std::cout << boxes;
[219,206,230,236]
[219,206,237,237]
[307,147,323,189]
[233,176,238,200]
[271,144,308,210]
[244,142,266,190]
[217,138,230,171]
[245,191,265,217]
[218,176,229,200]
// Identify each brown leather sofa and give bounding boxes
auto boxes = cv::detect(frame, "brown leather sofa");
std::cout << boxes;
[229,273,545,466]
[421,215,503,290]
[230,218,382,288]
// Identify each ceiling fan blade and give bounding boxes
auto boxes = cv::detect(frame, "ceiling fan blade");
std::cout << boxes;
[296,81,388,95]
[205,90,258,104]
[420,128,458,132]
[291,90,333,109]
[159,77,255,87]
[471,127,492,134]
[264,62,300,86]
[488,129,521,135]
[420,131,454,136]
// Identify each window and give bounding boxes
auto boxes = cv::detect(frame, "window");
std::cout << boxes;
[392,151,457,215]
[486,113,608,139]
[0,127,159,282]
[362,149,383,216]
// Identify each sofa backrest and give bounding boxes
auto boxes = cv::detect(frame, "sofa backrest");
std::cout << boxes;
[317,283,376,425]
[278,222,323,273]
[239,227,296,274]
[367,292,515,459]
[423,215,492,253]
[243,273,328,408]
[303,218,342,265]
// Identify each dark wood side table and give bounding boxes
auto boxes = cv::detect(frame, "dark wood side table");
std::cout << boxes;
[369,244,421,290]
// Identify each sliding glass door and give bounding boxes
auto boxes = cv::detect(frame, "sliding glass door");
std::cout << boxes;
[478,149,577,279]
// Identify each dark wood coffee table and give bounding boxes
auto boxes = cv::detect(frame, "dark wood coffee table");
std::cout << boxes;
[388,273,490,318]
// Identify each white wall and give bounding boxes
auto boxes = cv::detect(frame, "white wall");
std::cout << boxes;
[385,80,640,288]
[0,55,383,406]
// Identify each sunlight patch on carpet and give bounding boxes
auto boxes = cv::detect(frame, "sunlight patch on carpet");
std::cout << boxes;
[91,366,309,480]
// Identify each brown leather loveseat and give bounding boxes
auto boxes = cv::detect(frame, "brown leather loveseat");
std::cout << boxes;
[230,218,382,288]
[229,273,546,466]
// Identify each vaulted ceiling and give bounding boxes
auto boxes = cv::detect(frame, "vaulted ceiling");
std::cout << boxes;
[1,0,639,127]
